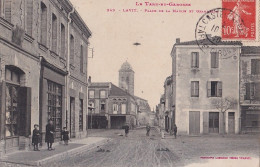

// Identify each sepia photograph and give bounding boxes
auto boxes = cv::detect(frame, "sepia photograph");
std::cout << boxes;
[0,0,259,166]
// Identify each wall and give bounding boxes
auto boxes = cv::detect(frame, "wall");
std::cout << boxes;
[173,45,240,134]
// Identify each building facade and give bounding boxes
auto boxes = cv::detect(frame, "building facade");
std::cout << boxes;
[171,37,241,135]
[88,82,137,129]
[240,46,260,133]
[0,0,91,155]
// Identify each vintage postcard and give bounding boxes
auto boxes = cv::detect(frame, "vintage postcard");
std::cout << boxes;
[0,0,259,167]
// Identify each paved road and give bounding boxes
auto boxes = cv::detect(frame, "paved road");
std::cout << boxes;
[45,128,183,167]
[41,128,259,167]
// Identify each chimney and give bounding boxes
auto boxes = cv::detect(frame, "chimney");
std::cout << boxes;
[88,76,91,83]
[176,38,180,44]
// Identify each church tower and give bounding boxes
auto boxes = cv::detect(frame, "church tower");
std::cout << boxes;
[119,61,135,95]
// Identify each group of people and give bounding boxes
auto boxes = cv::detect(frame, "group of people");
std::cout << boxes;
[32,119,70,151]
[123,124,178,138]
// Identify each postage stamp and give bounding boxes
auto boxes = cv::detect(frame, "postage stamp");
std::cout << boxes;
[222,0,256,40]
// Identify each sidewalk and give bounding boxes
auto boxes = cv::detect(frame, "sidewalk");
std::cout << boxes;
[0,137,110,166]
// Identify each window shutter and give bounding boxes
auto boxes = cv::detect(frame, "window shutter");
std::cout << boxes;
[51,14,57,52]
[191,82,194,96]
[245,83,250,100]
[195,81,199,97]
[207,81,211,97]
[191,53,194,67]
[40,3,47,46]
[0,81,6,140]
[250,83,255,100]
[4,0,11,22]
[196,53,199,68]
[60,24,66,57]
[80,45,84,72]
[217,81,222,97]
[211,53,215,68]
[26,0,33,36]
[18,87,31,137]
[216,52,219,68]
[70,35,74,64]
[251,60,256,74]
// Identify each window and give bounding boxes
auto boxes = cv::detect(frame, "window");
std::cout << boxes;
[89,90,94,98]
[251,59,260,75]
[79,99,83,131]
[207,81,222,97]
[60,24,66,57]
[101,101,105,111]
[113,104,118,114]
[80,45,84,72]
[211,52,219,68]
[4,0,11,22]
[26,0,33,36]
[100,90,106,98]
[70,35,74,64]
[5,68,20,84]
[191,81,199,97]
[40,2,47,46]
[47,81,62,138]
[121,104,126,114]
[51,13,57,52]
[191,52,199,68]
[245,83,260,100]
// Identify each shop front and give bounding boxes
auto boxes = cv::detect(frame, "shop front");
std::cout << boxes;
[39,59,66,143]
[241,105,260,133]
[0,66,31,154]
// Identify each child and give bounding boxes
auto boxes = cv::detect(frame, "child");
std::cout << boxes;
[32,124,40,151]
[61,127,69,145]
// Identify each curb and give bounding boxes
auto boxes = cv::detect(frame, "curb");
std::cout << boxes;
[37,138,111,166]
[1,138,111,166]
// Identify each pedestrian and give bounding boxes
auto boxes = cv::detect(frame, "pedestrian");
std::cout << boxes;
[32,124,40,151]
[61,127,69,145]
[124,124,129,137]
[146,124,151,136]
[173,124,177,139]
[45,119,55,151]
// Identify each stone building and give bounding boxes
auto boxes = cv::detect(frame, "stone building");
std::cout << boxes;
[163,75,174,132]
[0,0,91,155]
[135,96,151,126]
[171,37,241,135]
[240,46,260,133]
[88,81,137,129]
[119,61,134,96]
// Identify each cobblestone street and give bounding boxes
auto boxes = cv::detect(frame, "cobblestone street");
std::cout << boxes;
[42,128,259,167]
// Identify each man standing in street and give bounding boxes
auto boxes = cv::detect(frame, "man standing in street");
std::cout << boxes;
[45,119,55,150]
[146,124,151,136]
[173,124,177,139]
[124,124,129,137]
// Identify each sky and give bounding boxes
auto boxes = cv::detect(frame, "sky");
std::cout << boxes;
[70,0,259,109]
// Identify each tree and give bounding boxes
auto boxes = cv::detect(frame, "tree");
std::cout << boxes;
[212,97,237,134]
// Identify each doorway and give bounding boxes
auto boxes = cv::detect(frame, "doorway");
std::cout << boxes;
[189,111,200,135]
[228,112,235,134]
[209,112,219,133]
[70,97,75,138]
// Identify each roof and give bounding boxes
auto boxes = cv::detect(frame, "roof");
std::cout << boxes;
[174,36,242,47]
[89,82,110,87]
[241,46,260,54]
[110,83,134,99]
[119,61,134,71]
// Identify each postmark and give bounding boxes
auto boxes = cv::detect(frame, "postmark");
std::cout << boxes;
[222,0,256,40]
[195,8,241,50]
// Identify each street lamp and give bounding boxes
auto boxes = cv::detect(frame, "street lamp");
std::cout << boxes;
[88,106,95,129]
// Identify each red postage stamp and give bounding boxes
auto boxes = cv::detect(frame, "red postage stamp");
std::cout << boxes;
[222,0,256,40]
